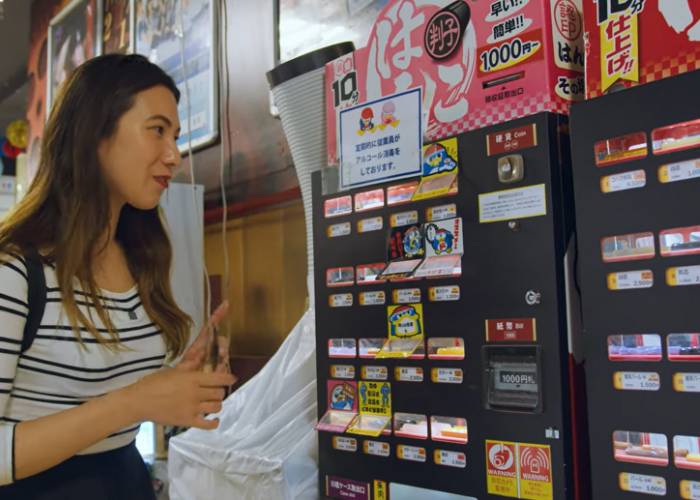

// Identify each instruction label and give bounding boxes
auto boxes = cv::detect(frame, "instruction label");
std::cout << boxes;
[479,184,547,223]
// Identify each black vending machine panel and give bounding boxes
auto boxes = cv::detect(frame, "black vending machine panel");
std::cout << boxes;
[570,70,700,499]
[313,112,582,499]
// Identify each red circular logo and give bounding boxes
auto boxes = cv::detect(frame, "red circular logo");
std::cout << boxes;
[554,0,582,41]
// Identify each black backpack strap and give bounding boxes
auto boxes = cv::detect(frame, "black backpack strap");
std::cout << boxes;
[21,249,47,354]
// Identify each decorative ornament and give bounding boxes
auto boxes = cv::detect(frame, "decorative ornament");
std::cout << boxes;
[6,119,29,150]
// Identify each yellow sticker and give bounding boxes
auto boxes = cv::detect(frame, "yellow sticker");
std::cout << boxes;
[393,288,421,304]
[361,366,388,380]
[429,285,460,302]
[613,372,660,391]
[607,270,653,290]
[387,304,424,340]
[330,365,355,379]
[358,381,391,417]
[332,436,357,452]
[390,211,418,227]
[486,440,553,499]
[362,440,390,457]
[434,449,466,468]
[373,480,388,500]
[680,479,700,499]
[359,291,386,306]
[426,203,457,222]
[600,11,639,94]
[431,367,464,384]
[329,293,353,308]
[398,445,427,462]
[486,440,519,498]
[395,366,424,382]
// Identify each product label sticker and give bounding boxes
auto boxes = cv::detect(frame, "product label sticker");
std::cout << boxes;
[359,291,386,306]
[479,184,547,224]
[395,366,424,382]
[358,381,391,417]
[426,285,459,302]
[613,372,660,391]
[356,263,387,285]
[390,210,419,228]
[613,431,669,467]
[329,293,353,308]
[680,480,700,499]
[486,318,537,342]
[324,196,353,218]
[600,169,646,193]
[601,232,655,263]
[652,118,700,155]
[486,441,519,498]
[667,265,700,287]
[431,416,468,444]
[486,124,538,157]
[618,472,667,496]
[674,373,700,393]
[673,435,700,471]
[398,445,427,463]
[387,304,424,339]
[486,441,553,499]
[363,440,390,457]
[332,436,358,452]
[339,88,423,190]
[326,476,371,500]
[331,365,356,380]
[327,222,352,238]
[607,270,654,290]
[413,254,462,279]
[388,225,425,261]
[354,188,385,212]
[387,181,419,206]
[327,267,355,287]
[361,365,388,381]
[327,380,357,412]
[357,217,383,234]
[434,449,466,468]
[379,259,422,280]
[658,158,700,184]
[594,132,648,167]
[607,334,662,362]
[431,368,464,384]
[668,333,700,362]
[373,480,388,500]
[659,225,700,258]
[426,203,457,222]
[425,217,463,257]
[411,171,458,201]
[393,288,421,304]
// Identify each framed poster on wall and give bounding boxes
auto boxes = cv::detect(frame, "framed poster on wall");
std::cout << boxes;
[134,0,218,152]
[102,0,132,54]
[46,0,101,118]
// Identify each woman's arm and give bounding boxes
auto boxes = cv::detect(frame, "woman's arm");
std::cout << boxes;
[14,368,233,481]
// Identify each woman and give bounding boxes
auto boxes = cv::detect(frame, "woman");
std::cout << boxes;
[0,54,234,499]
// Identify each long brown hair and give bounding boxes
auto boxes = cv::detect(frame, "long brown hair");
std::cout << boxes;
[0,54,192,359]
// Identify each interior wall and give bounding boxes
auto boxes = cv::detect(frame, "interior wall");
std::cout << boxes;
[204,199,308,356]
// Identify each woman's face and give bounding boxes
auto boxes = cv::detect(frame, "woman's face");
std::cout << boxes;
[98,85,180,211]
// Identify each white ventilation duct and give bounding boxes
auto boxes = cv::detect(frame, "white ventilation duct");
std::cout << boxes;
[267,42,354,304]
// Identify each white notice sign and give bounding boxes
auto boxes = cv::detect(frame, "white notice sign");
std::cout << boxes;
[479,184,547,223]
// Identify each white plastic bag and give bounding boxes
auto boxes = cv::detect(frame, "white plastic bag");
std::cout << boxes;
[168,308,318,500]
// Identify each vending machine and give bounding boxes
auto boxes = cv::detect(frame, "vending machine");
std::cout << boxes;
[570,70,700,499]
[312,111,585,499]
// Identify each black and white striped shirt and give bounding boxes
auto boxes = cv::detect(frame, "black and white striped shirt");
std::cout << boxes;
[0,254,167,485]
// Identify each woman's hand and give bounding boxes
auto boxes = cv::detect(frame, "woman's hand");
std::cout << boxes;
[177,301,232,375]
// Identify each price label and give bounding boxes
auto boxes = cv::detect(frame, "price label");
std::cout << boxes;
[428,285,460,302]
[362,366,389,380]
[332,436,357,452]
[327,222,351,238]
[431,368,464,384]
[600,169,646,193]
[674,373,700,393]
[393,288,421,304]
[607,270,654,290]
[390,211,418,227]
[363,440,390,457]
[618,473,666,496]
[681,480,700,499]
[329,294,353,308]
[613,372,660,391]
[426,203,457,222]
[658,158,700,184]
[357,217,383,233]
[395,366,424,382]
[434,449,466,468]
[397,445,426,463]
[667,265,700,287]
[330,365,356,380]
[359,291,386,306]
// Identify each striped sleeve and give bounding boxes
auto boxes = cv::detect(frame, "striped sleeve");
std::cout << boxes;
[0,255,29,486]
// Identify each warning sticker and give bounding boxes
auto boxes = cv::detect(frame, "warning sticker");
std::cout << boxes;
[479,184,547,223]
[486,440,553,499]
